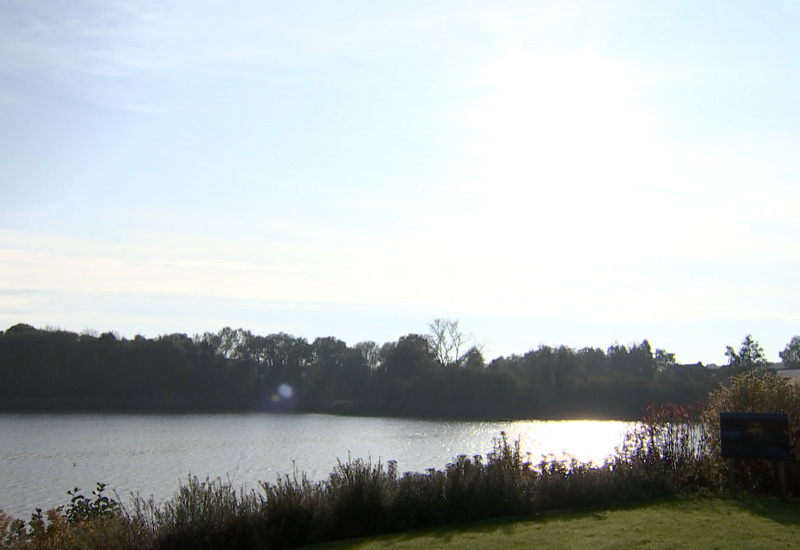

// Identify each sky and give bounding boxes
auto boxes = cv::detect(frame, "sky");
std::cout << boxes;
[1,1,799,365]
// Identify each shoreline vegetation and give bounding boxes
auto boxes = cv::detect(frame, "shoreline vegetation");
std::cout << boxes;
[0,322,750,420]
[3,370,800,549]
[0,427,702,550]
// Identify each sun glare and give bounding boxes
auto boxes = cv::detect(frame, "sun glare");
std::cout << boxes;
[514,420,632,465]
[462,48,651,194]
[429,47,704,321]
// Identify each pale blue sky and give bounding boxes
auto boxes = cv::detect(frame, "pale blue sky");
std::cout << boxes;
[2,1,798,364]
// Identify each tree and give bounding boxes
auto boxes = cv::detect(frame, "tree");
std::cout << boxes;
[261,332,312,398]
[216,326,240,359]
[462,346,485,370]
[606,342,630,374]
[724,334,767,371]
[354,341,381,370]
[629,340,656,378]
[194,331,222,356]
[311,337,356,400]
[6,323,37,334]
[779,336,800,367]
[577,347,607,375]
[382,334,436,378]
[654,348,677,371]
[426,318,481,368]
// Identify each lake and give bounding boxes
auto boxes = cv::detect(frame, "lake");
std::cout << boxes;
[0,413,632,519]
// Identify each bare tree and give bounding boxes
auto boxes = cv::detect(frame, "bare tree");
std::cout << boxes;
[426,318,481,368]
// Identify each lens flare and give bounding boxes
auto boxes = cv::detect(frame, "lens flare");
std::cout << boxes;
[278,384,293,399]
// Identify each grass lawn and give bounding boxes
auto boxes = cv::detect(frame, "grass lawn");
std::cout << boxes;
[309,495,800,550]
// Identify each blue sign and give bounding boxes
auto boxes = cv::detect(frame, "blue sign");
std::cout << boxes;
[720,412,791,461]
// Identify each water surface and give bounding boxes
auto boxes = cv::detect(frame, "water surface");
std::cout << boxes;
[0,413,631,519]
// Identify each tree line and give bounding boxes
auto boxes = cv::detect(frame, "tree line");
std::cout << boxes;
[1,321,797,419]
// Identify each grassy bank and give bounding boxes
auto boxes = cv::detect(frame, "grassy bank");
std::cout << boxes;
[313,495,800,549]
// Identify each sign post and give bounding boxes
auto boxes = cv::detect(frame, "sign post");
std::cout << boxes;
[720,412,790,496]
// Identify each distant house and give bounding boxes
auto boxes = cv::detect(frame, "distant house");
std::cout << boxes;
[775,368,800,380]
[767,362,800,381]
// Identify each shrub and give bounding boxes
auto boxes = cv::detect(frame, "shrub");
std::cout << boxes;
[701,370,800,492]
[0,495,154,550]
[390,469,446,529]
[65,483,120,524]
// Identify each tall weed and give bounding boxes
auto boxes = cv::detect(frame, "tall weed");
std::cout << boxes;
[142,476,261,550]
[619,402,710,489]
[258,470,323,548]
[322,456,395,539]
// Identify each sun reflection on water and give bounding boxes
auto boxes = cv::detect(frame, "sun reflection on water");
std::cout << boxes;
[500,420,634,465]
